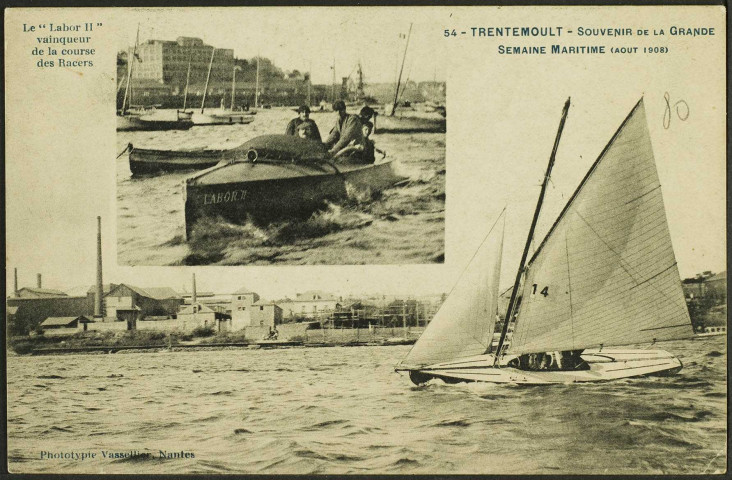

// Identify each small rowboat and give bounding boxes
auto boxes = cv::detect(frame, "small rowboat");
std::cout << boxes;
[183,134,404,239]
[116,111,193,132]
[127,144,228,176]
[191,109,256,126]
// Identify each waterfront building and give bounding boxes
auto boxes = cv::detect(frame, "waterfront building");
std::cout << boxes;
[7,296,91,335]
[277,291,340,320]
[104,284,182,319]
[230,287,282,329]
[40,316,92,335]
[14,287,68,299]
[133,37,234,91]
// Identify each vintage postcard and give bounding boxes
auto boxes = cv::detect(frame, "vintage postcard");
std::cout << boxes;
[4,5,727,475]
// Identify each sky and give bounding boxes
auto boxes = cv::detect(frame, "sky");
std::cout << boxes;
[5,6,726,302]
[114,8,449,85]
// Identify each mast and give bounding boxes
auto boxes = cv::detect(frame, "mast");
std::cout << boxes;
[231,65,239,110]
[121,24,139,113]
[255,56,260,108]
[307,60,312,106]
[200,47,216,113]
[494,97,571,360]
[331,57,336,103]
[391,23,412,117]
[121,47,133,113]
[182,46,192,111]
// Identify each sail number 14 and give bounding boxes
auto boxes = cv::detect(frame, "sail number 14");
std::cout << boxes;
[531,284,549,297]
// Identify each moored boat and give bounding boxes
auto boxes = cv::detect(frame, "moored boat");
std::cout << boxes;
[396,97,694,385]
[116,112,194,131]
[128,144,228,175]
[191,109,256,125]
[183,134,404,239]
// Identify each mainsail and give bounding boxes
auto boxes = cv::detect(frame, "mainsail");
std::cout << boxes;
[508,99,692,355]
[401,210,505,367]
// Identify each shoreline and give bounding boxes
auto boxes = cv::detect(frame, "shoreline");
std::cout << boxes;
[9,338,416,357]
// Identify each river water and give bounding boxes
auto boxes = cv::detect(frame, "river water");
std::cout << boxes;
[116,108,445,266]
[7,336,726,474]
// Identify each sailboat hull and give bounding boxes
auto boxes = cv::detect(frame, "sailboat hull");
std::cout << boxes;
[191,111,255,125]
[401,349,683,385]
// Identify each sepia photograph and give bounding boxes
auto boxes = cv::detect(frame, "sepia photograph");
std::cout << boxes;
[4,5,727,476]
[114,13,447,266]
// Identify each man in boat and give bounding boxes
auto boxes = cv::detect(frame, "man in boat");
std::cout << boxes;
[359,106,376,125]
[285,105,322,142]
[295,121,320,142]
[323,100,364,156]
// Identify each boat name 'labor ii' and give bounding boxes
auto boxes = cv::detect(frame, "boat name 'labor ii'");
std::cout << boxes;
[202,190,248,205]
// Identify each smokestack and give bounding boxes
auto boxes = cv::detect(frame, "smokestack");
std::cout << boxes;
[94,216,104,319]
[192,273,197,305]
[14,268,18,296]
[37,273,42,289]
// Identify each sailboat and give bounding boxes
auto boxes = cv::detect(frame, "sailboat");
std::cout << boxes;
[117,26,193,131]
[396,97,693,385]
[377,23,446,134]
[191,49,255,126]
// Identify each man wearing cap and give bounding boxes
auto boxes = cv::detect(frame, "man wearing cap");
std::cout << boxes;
[323,100,364,156]
[285,105,322,142]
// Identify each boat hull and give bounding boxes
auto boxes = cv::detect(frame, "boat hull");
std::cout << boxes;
[117,114,193,131]
[399,349,683,385]
[375,115,446,134]
[191,111,255,125]
[183,160,400,238]
[128,146,226,175]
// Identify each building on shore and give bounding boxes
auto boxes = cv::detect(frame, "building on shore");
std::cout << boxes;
[277,290,340,320]
[230,287,282,330]
[104,284,183,319]
[40,316,92,335]
[134,37,234,91]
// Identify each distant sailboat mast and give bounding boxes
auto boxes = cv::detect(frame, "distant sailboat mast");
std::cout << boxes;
[255,56,260,108]
[200,47,216,113]
[391,23,413,117]
[182,46,193,111]
[494,97,571,359]
[120,24,140,113]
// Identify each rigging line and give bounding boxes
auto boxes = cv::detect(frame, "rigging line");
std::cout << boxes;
[574,210,687,312]
[398,207,506,365]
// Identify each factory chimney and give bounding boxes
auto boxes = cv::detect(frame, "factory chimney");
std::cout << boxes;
[192,273,197,305]
[37,273,42,289]
[94,216,104,319]
[14,268,18,297]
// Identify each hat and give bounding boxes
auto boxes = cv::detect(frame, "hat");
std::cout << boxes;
[297,105,310,114]
[332,100,346,112]
[359,106,375,119]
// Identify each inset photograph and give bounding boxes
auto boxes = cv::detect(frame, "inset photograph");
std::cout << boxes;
[116,17,446,265]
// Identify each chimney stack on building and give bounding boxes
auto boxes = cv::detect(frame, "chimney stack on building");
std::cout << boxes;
[94,216,104,319]
[37,273,42,289]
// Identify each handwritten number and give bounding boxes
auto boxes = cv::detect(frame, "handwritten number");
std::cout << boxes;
[663,92,689,129]
[532,284,537,294]
[540,286,549,297]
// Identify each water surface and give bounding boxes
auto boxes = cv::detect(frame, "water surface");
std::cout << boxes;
[7,336,726,474]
